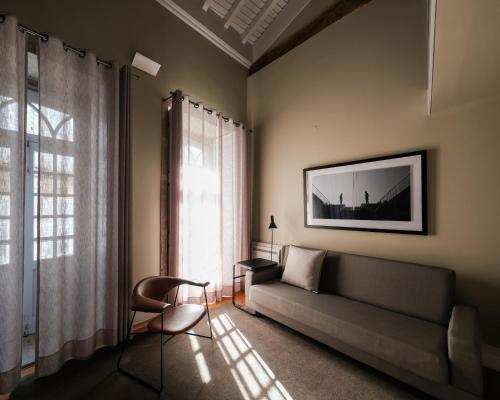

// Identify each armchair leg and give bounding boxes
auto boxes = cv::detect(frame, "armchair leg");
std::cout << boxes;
[204,287,213,339]
[160,313,164,392]
[117,311,166,393]
[117,311,136,370]
[173,286,179,307]
[185,287,214,340]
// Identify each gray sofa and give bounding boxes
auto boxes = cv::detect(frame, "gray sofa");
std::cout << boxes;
[245,246,483,400]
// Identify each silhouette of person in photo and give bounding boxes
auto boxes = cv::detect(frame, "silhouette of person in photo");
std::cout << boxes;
[365,190,369,205]
[339,193,343,205]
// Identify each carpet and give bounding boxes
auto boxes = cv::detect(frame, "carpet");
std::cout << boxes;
[11,303,433,400]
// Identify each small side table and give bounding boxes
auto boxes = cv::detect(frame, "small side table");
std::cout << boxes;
[233,258,278,315]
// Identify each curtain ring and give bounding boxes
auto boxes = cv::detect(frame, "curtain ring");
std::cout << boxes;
[193,102,200,108]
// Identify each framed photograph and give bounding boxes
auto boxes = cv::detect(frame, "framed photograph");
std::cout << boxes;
[303,150,427,234]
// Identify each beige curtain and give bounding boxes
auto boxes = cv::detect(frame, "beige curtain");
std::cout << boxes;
[0,16,26,395]
[161,90,183,279]
[36,37,119,376]
[220,115,250,298]
[117,65,132,341]
[161,93,249,303]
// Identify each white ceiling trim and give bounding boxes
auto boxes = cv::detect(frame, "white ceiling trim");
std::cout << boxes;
[156,0,252,68]
[252,0,311,60]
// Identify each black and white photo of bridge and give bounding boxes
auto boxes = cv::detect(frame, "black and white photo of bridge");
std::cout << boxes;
[311,165,412,221]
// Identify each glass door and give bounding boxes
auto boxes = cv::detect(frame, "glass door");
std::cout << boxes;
[22,38,40,367]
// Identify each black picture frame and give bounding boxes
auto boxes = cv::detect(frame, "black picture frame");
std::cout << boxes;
[303,150,428,235]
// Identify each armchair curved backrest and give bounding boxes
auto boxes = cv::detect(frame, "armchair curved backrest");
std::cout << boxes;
[131,276,210,313]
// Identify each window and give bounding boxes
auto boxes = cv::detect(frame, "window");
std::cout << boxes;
[0,146,10,265]
[27,72,75,261]
[33,151,75,260]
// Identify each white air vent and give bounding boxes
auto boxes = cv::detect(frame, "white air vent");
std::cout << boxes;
[131,52,161,77]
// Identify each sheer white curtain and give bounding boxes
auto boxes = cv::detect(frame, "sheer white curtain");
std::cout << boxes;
[221,116,249,297]
[36,37,119,376]
[0,16,26,394]
[179,97,248,303]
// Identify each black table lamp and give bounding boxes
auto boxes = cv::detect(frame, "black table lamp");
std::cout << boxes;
[268,215,278,261]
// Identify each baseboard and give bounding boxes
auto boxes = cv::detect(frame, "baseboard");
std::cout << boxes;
[483,344,500,372]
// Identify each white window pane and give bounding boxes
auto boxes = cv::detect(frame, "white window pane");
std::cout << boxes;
[0,96,18,132]
[0,195,10,216]
[0,170,10,192]
[57,217,74,236]
[40,106,73,140]
[0,244,9,265]
[34,174,53,194]
[57,238,73,257]
[35,152,54,172]
[57,155,74,174]
[57,176,74,195]
[55,118,74,142]
[40,196,53,216]
[34,217,53,238]
[0,219,9,241]
[57,197,74,215]
[34,240,53,260]
[0,147,10,167]
[27,102,39,136]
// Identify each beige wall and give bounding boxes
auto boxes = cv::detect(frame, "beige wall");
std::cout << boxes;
[432,0,500,111]
[247,0,500,346]
[3,0,247,288]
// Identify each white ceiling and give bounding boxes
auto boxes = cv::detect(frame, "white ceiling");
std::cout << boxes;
[156,0,313,67]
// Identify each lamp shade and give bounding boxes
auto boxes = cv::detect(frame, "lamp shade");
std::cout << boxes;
[268,215,278,229]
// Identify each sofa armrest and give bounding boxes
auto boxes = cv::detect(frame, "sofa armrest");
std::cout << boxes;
[448,305,483,396]
[244,265,283,296]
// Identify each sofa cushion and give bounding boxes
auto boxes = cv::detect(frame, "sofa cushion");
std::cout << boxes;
[250,281,449,384]
[283,246,455,326]
[281,245,326,291]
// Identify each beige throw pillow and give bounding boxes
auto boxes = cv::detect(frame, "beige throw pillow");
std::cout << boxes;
[281,246,327,292]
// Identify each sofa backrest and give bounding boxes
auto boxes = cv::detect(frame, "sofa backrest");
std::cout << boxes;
[282,246,455,325]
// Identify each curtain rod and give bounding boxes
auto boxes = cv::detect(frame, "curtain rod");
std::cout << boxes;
[0,16,112,68]
[162,92,247,129]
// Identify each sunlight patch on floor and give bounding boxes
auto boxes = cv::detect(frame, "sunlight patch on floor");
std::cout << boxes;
[188,333,211,383]
[212,312,294,400]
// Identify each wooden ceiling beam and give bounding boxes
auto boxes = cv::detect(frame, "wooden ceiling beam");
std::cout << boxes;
[249,0,374,75]
[224,0,247,29]
[202,0,212,12]
[242,0,282,44]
